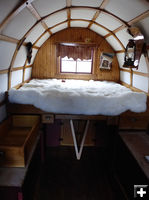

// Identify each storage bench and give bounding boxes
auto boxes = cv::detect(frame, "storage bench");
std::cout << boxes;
[0,115,40,167]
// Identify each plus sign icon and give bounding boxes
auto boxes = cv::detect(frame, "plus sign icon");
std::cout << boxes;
[134,185,149,199]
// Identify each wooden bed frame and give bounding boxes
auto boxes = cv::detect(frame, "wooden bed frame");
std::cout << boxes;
[5,102,149,180]
[6,101,149,128]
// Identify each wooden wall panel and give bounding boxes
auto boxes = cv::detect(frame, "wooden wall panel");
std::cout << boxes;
[32,28,120,82]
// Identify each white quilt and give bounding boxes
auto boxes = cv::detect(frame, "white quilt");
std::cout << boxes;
[8,79,147,116]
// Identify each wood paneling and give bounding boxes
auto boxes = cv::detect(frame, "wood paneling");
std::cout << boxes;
[32,28,120,82]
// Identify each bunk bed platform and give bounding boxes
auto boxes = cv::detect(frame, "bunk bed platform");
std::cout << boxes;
[8,79,147,116]
[7,103,111,120]
[7,102,149,121]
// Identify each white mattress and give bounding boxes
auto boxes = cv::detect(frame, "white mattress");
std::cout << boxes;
[8,79,147,116]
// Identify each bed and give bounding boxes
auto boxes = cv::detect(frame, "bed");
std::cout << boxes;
[8,79,147,116]
[7,78,148,160]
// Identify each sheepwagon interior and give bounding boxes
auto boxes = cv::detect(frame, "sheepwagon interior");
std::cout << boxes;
[0,0,149,199]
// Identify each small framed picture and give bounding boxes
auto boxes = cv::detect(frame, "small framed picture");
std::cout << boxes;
[100,53,114,70]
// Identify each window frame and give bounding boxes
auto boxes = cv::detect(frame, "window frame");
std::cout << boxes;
[59,49,94,74]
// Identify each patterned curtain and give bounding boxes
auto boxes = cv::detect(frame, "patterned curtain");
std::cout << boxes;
[57,44,93,60]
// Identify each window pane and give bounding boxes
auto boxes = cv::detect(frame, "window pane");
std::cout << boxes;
[61,60,76,72]
[77,60,92,73]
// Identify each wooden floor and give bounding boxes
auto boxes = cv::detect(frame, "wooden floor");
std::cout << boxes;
[33,147,126,200]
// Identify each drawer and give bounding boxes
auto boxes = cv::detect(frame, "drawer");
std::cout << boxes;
[0,115,40,167]
[119,116,149,130]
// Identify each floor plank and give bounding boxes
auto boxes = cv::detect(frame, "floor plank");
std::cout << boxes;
[33,147,125,200]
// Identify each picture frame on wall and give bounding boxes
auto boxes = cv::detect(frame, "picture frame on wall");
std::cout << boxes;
[100,53,114,70]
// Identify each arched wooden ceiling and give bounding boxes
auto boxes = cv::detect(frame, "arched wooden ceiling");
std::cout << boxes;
[0,0,149,89]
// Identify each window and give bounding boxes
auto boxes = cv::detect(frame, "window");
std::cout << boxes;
[61,56,92,73]
[57,43,94,74]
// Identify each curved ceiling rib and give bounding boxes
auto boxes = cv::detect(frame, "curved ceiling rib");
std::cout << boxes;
[26,3,52,35]
[0,0,34,32]
[33,18,124,51]
[0,34,19,44]
[24,6,127,46]
[105,10,149,38]
[66,0,71,28]
[17,17,125,53]
[0,3,135,90]
[5,5,127,51]
[66,0,71,7]
[88,0,109,28]
[42,7,128,27]
[0,3,130,48]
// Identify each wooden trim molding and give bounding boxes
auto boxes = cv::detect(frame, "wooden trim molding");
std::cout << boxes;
[0,69,9,74]
[67,9,71,28]
[116,50,125,54]
[0,34,19,44]
[130,85,148,95]
[1,6,127,67]
[25,65,32,69]
[120,80,130,88]
[120,80,148,94]
[104,32,113,38]
[112,34,125,50]
[113,25,127,34]
[2,3,148,93]
[66,0,72,7]
[0,0,34,32]
[112,10,149,35]
[26,3,52,35]
[120,68,131,73]
[128,10,149,25]
[87,0,105,28]
[0,66,31,74]
[0,34,40,50]
[41,6,128,29]
[11,66,24,72]
[69,7,128,27]
[8,48,18,89]
[33,30,48,46]
[26,3,41,20]
[100,0,110,9]
[88,11,100,29]
[49,20,68,30]
[120,67,149,78]
[13,78,31,89]
[130,69,133,87]
[132,70,149,78]
[22,60,28,82]
[33,46,40,50]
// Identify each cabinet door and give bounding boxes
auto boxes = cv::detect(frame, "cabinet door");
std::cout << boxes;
[46,120,61,147]
[60,119,95,146]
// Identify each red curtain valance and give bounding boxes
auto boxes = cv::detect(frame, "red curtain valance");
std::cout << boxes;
[57,44,93,60]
